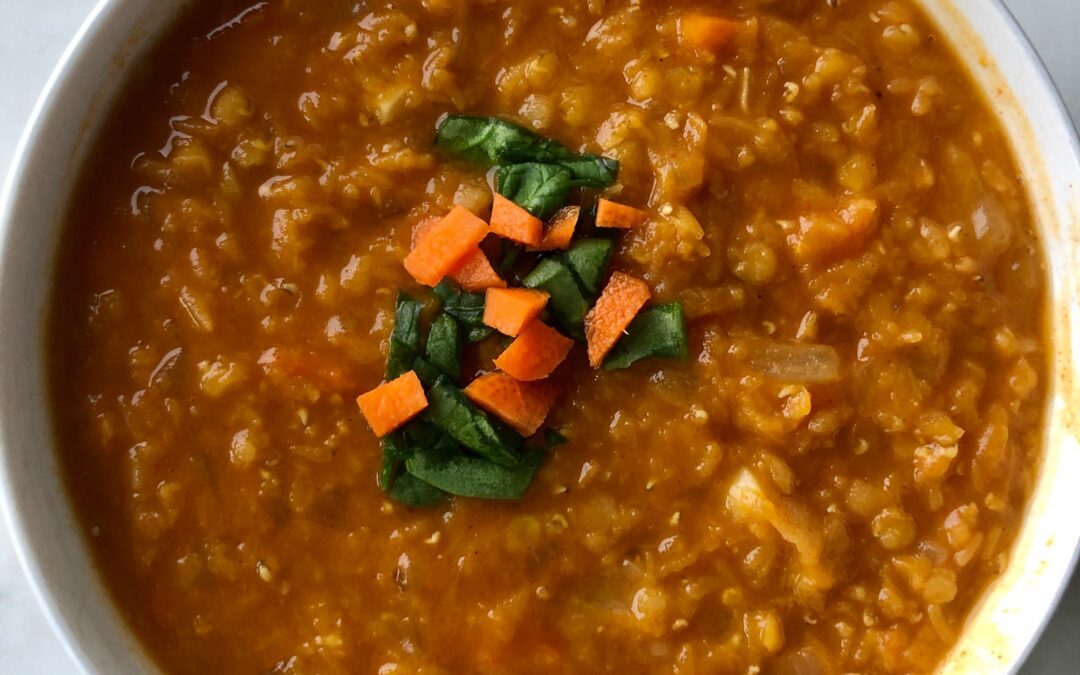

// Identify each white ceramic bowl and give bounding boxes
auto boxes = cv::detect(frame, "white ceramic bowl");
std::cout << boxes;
[1,1,1078,673]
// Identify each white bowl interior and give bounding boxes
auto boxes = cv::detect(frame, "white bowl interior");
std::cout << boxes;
[0,1,1077,674]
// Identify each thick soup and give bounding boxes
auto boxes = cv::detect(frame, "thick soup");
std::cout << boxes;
[50,0,1048,673]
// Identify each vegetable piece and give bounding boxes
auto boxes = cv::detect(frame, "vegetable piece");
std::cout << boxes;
[603,302,689,370]
[543,428,568,448]
[434,115,619,187]
[389,471,447,506]
[406,445,544,500]
[747,340,842,384]
[450,249,506,291]
[424,377,523,467]
[424,313,462,380]
[564,238,615,297]
[490,193,544,246]
[585,272,652,367]
[411,357,443,386]
[522,258,589,339]
[494,320,574,381]
[532,206,579,251]
[678,13,741,55]
[595,198,648,229]
[483,288,550,337]
[434,280,495,342]
[413,217,505,291]
[259,347,357,393]
[380,433,411,491]
[356,370,429,437]
[404,205,489,286]
[496,163,572,220]
[386,292,424,379]
[464,372,558,436]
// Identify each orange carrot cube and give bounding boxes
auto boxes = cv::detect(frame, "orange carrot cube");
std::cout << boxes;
[585,272,651,367]
[484,288,550,337]
[490,194,543,247]
[493,320,574,381]
[356,370,428,437]
[531,206,579,251]
[595,198,647,229]
[404,206,489,286]
[464,372,558,436]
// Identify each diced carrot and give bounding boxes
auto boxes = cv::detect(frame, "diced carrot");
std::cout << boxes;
[678,13,741,55]
[404,206,489,286]
[464,372,558,436]
[585,272,652,367]
[259,347,356,392]
[450,250,506,291]
[489,193,543,247]
[531,206,579,251]
[595,198,647,229]
[484,288,550,337]
[413,215,505,291]
[356,370,428,437]
[494,320,574,381]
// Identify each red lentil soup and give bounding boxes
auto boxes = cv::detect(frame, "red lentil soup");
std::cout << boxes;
[50,0,1049,673]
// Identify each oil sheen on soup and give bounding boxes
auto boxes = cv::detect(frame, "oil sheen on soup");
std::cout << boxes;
[50,0,1048,673]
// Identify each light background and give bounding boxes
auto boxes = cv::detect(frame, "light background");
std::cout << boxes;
[0,1,1077,672]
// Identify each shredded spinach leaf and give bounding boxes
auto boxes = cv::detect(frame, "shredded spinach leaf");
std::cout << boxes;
[424,377,523,467]
[496,163,573,220]
[390,471,447,506]
[603,302,689,371]
[564,238,615,298]
[433,280,493,342]
[424,313,462,381]
[435,115,618,187]
[379,434,412,493]
[522,258,589,340]
[405,445,544,500]
[386,292,424,379]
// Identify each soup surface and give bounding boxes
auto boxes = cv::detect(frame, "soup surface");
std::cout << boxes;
[51,0,1048,673]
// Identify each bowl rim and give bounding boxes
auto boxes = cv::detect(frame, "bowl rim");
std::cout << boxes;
[0,0,1078,674]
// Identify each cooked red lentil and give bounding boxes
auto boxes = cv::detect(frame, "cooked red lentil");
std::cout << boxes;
[50,0,1049,672]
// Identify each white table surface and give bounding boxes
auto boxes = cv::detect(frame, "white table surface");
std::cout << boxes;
[0,1,1077,673]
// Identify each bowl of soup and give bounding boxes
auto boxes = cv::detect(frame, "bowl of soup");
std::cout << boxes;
[1,0,1078,673]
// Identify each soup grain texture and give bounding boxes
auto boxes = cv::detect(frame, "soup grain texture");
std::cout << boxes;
[50,0,1048,673]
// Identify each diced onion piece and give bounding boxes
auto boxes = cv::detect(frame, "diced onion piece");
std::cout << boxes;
[747,340,841,384]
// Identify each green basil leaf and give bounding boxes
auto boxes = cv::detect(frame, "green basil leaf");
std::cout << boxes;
[467,325,495,343]
[390,471,447,507]
[603,302,689,371]
[411,356,443,386]
[406,446,544,500]
[522,257,589,340]
[424,377,523,467]
[435,115,618,187]
[379,434,412,492]
[424,313,462,381]
[564,238,616,298]
[387,291,424,379]
[496,163,573,220]
[433,280,487,328]
[544,428,568,448]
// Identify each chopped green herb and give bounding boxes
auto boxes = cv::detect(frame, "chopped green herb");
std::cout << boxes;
[387,292,423,379]
[433,280,491,342]
[522,258,589,340]
[425,313,462,380]
[496,163,572,220]
[406,446,544,500]
[389,471,447,507]
[411,356,443,386]
[424,377,523,467]
[544,428,568,448]
[402,418,461,454]
[435,115,618,187]
[497,243,523,277]
[379,434,412,492]
[564,238,615,298]
[603,302,689,371]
